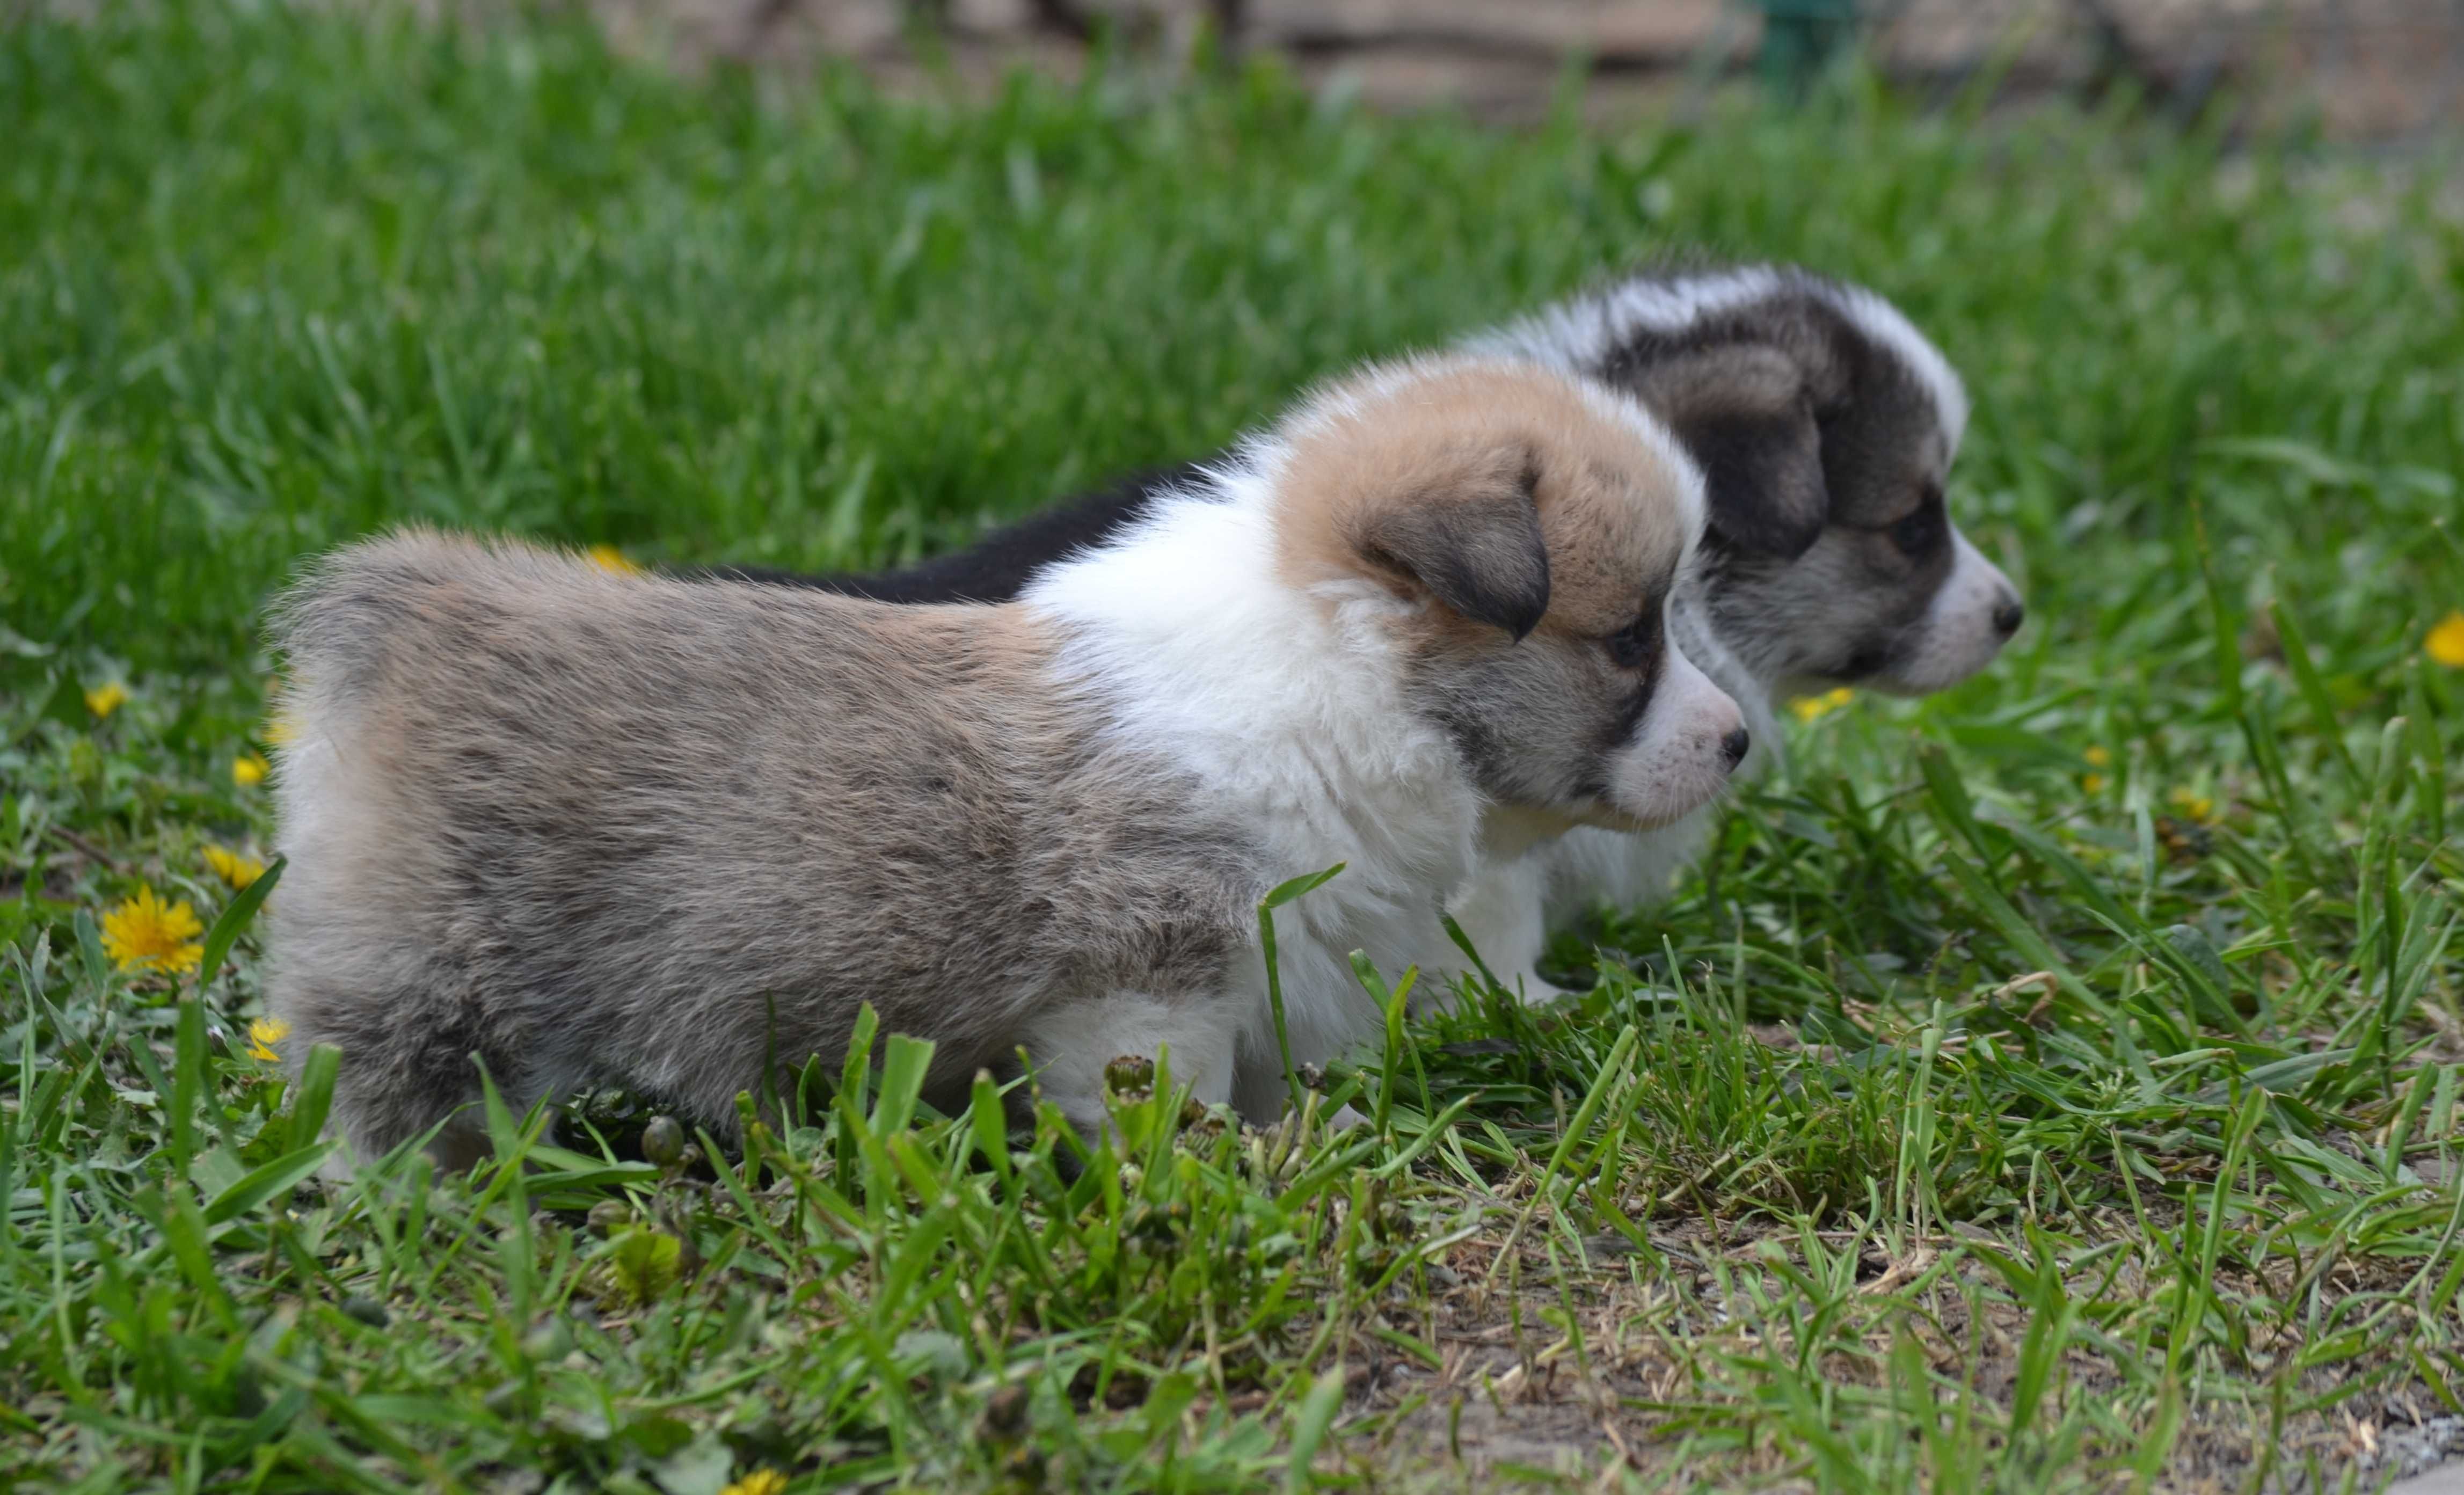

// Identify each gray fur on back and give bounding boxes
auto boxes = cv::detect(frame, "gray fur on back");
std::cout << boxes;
[268,531,1262,1164]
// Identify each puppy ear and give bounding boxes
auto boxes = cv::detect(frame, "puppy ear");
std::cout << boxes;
[1353,451,1551,641]
[1638,345,1829,560]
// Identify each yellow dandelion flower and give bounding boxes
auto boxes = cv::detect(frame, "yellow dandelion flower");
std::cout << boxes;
[1789,687,1854,724]
[234,752,269,787]
[2168,786,2215,822]
[586,544,643,575]
[2080,745,2112,793]
[204,844,267,890]
[100,888,206,975]
[85,682,130,719]
[720,1473,788,1495]
[261,712,299,747]
[2428,611,2464,669]
[246,1016,291,1063]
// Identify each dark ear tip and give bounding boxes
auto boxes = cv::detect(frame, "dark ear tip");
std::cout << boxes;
[1708,507,1827,561]
[1772,521,1826,561]
[1496,571,1550,641]
[1464,578,1547,643]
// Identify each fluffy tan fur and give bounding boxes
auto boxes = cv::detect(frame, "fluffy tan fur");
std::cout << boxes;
[271,534,1261,1165]
[1273,363,1694,644]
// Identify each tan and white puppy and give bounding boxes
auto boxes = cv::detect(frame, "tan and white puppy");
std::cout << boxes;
[267,356,1744,1167]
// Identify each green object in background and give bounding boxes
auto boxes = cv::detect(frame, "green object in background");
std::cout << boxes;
[1758,0,1858,98]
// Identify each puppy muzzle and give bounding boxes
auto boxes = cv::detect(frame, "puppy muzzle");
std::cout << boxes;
[1870,531,2023,696]
[1592,643,1746,831]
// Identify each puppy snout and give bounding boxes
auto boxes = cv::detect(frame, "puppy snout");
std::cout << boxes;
[1721,726,1751,771]
[1992,594,2025,638]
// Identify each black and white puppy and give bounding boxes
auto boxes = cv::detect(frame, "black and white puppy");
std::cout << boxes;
[712,265,2024,994]
[268,357,1745,1168]
[1454,266,2023,989]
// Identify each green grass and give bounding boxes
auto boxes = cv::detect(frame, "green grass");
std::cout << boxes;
[6,3,2464,1489]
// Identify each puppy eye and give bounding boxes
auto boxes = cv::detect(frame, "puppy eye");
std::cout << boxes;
[1603,610,1661,669]
[1889,496,1944,558]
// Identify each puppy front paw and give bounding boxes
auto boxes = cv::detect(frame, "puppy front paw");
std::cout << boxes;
[1499,969,1570,1005]
[1324,1102,1371,1133]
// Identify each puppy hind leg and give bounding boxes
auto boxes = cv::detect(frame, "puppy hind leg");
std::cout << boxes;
[294,999,514,1178]
[320,1064,485,1179]
[1015,994,1241,1148]
[326,1061,572,1179]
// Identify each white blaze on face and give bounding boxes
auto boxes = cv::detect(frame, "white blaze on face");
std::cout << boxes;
[1598,639,1745,829]
[1876,532,2021,695]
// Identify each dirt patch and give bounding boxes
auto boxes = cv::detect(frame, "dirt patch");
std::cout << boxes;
[1309,1212,2464,1490]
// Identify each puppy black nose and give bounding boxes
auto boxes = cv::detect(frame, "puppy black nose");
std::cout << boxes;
[1721,726,1751,770]
[1992,596,2025,637]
